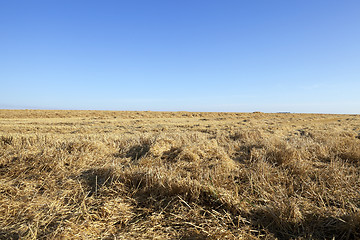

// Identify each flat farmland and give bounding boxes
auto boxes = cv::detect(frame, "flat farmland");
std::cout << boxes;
[1,110,360,239]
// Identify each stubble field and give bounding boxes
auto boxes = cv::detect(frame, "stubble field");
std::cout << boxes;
[1,110,360,239]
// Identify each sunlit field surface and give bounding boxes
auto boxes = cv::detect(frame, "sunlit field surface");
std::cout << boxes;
[1,110,360,239]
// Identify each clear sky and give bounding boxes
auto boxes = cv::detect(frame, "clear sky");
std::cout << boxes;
[1,0,359,113]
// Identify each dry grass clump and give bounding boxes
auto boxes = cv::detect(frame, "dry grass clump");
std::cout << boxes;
[1,110,360,239]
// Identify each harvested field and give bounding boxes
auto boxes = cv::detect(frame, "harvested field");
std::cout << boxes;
[1,110,360,239]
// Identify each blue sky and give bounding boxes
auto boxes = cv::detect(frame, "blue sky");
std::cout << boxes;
[1,0,359,113]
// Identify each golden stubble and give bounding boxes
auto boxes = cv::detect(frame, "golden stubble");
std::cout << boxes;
[0,110,359,239]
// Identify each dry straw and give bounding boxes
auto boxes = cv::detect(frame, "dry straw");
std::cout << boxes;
[0,110,359,239]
